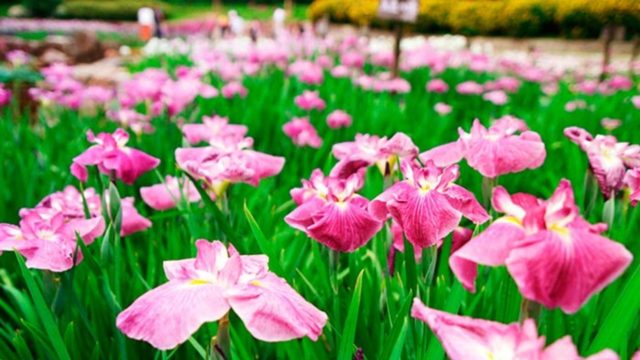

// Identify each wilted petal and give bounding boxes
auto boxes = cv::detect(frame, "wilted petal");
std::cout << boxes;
[226,272,327,342]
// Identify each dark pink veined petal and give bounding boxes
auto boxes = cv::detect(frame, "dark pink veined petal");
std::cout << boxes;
[116,281,230,350]
[411,299,544,360]
[419,140,465,168]
[226,272,327,342]
[329,158,371,179]
[465,132,546,178]
[451,227,473,253]
[443,185,490,224]
[306,199,383,252]
[70,162,88,182]
[506,228,632,313]
[450,219,525,291]
[368,181,413,221]
[284,198,325,233]
[121,148,160,185]
[388,189,462,248]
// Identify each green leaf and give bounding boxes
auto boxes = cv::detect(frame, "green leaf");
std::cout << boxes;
[337,270,364,360]
[588,263,640,354]
[15,253,71,360]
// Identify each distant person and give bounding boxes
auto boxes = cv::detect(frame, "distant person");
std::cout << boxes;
[153,8,165,38]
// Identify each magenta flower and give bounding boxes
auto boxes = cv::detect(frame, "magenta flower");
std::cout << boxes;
[421,118,546,178]
[71,129,160,185]
[283,117,323,148]
[221,81,248,99]
[411,300,619,360]
[331,133,418,177]
[176,144,284,197]
[294,90,326,111]
[565,127,640,199]
[285,169,382,252]
[624,168,640,206]
[0,210,103,272]
[370,160,489,248]
[426,79,449,93]
[141,176,202,211]
[117,240,327,349]
[326,110,352,129]
[182,115,248,145]
[450,180,633,313]
[0,84,12,107]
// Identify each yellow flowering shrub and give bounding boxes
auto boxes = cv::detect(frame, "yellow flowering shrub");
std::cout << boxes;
[308,0,640,38]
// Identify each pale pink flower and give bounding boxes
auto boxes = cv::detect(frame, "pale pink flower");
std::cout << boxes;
[411,300,619,360]
[331,65,350,78]
[326,110,352,129]
[370,160,489,248]
[601,118,621,131]
[340,51,365,68]
[421,118,546,178]
[285,169,382,252]
[117,240,327,350]
[426,79,449,93]
[456,81,484,95]
[107,109,153,135]
[181,115,248,145]
[483,90,508,105]
[564,127,640,199]
[71,129,160,185]
[434,102,452,115]
[565,100,588,112]
[624,168,640,206]
[294,90,326,111]
[331,133,418,177]
[283,117,323,148]
[141,176,203,211]
[632,96,640,109]
[221,81,248,99]
[450,180,632,313]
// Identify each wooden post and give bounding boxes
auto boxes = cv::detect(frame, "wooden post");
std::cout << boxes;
[392,22,403,78]
[601,24,614,82]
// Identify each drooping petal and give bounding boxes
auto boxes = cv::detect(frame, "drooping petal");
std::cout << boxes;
[226,272,327,342]
[120,198,152,237]
[542,336,619,360]
[450,219,525,291]
[443,185,490,224]
[419,141,465,168]
[506,228,632,313]
[306,199,382,252]
[0,224,25,252]
[411,299,544,360]
[116,281,230,350]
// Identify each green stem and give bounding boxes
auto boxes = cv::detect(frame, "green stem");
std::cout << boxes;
[209,314,230,360]
[519,298,541,324]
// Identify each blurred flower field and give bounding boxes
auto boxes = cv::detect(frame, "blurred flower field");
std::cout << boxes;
[0,29,640,360]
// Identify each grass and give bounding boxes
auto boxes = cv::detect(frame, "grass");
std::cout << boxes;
[0,49,639,360]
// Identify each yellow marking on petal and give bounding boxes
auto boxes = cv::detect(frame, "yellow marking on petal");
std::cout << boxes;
[418,184,432,196]
[496,216,522,226]
[190,279,210,285]
[549,223,570,238]
[250,280,263,287]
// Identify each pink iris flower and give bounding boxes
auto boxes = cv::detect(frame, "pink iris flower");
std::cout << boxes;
[411,300,619,360]
[182,115,248,145]
[175,144,285,198]
[420,117,546,178]
[141,176,203,211]
[426,79,449,93]
[282,117,323,148]
[601,118,621,131]
[107,109,153,135]
[221,81,248,99]
[117,239,327,350]
[483,90,509,105]
[294,90,326,111]
[456,81,484,95]
[331,133,418,177]
[0,84,12,106]
[71,129,160,185]
[370,160,489,248]
[564,127,640,199]
[632,96,640,109]
[326,110,352,129]
[285,169,382,252]
[450,180,632,313]
[434,102,452,116]
[0,209,103,272]
[624,168,640,206]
